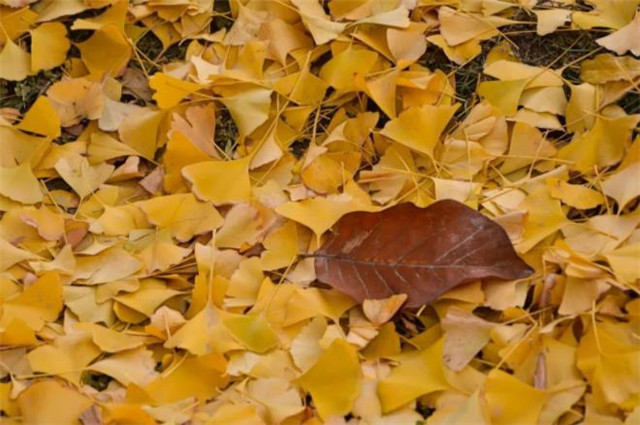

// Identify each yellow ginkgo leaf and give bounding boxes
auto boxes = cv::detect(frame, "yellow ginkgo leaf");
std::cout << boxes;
[182,157,252,205]
[138,237,191,273]
[26,330,101,385]
[572,0,638,30]
[273,65,328,106]
[427,34,482,65]
[576,321,640,410]
[380,104,458,157]
[484,369,549,425]
[601,162,640,210]
[87,131,139,163]
[223,313,279,354]
[535,9,571,36]
[105,405,157,425]
[597,13,640,55]
[439,6,513,46]
[46,78,105,127]
[219,87,272,138]
[149,73,205,109]
[118,108,165,159]
[478,79,528,116]
[441,307,496,371]
[0,318,37,347]
[378,338,452,413]
[71,0,128,31]
[114,279,181,318]
[35,0,90,22]
[143,353,228,404]
[30,22,70,72]
[516,186,567,253]
[136,193,223,242]
[206,404,266,425]
[558,115,640,173]
[276,192,377,238]
[387,25,427,68]
[77,24,132,76]
[215,202,269,250]
[364,69,399,118]
[88,347,158,387]
[74,322,147,353]
[165,305,239,355]
[163,130,212,193]
[1,272,62,331]
[0,238,39,272]
[320,47,378,91]
[54,152,115,198]
[246,377,305,423]
[260,221,299,270]
[0,161,43,204]
[260,18,313,65]
[19,205,65,241]
[15,96,61,139]
[0,38,31,81]
[298,338,361,419]
[547,178,605,210]
[17,380,93,425]
[290,0,346,45]
[483,60,564,88]
[499,122,556,174]
[0,7,37,45]
[605,243,640,284]
[290,316,327,372]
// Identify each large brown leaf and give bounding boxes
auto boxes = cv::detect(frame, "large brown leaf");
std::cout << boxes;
[314,200,533,308]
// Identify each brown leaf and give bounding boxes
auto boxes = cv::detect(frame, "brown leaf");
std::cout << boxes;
[314,200,532,308]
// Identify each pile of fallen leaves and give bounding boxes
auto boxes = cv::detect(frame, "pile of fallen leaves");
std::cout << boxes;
[1,0,640,424]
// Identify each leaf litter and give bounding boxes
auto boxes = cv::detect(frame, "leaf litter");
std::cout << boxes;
[0,0,639,424]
